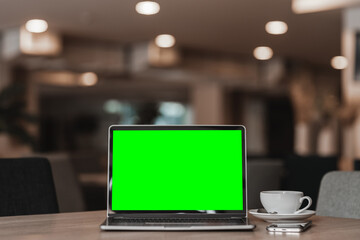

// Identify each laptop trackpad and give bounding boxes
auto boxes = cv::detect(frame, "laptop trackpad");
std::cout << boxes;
[145,222,194,225]
[164,224,191,229]
[146,222,214,228]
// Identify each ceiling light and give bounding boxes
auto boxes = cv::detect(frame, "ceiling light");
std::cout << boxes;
[25,19,48,33]
[135,1,160,15]
[155,34,176,48]
[253,46,273,60]
[292,0,353,14]
[265,21,288,35]
[331,56,348,70]
[79,72,98,86]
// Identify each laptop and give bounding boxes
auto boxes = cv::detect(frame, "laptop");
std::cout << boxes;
[100,125,255,230]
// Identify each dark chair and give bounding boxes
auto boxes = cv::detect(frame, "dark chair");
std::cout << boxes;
[247,159,284,209]
[354,159,360,170]
[282,155,338,210]
[0,157,59,216]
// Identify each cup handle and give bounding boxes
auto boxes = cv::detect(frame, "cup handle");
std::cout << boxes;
[294,196,312,214]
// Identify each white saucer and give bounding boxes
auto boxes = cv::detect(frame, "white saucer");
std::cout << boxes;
[249,209,316,223]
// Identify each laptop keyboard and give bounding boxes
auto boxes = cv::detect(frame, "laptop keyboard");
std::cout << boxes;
[112,218,245,223]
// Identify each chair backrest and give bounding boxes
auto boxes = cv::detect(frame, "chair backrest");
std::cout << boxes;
[316,171,360,219]
[283,155,338,210]
[0,157,59,217]
[354,160,360,170]
[247,159,284,209]
[45,153,85,212]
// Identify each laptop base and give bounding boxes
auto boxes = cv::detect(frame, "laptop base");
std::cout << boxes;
[100,218,256,231]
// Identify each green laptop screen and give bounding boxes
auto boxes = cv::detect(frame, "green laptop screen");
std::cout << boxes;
[111,130,244,211]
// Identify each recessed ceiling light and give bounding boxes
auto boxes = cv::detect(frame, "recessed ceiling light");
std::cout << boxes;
[253,46,273,60]
[25,19,48,33]
[135,1,160,15]
[80,72,98,86]
[155,34,176,48]
[331,56,348,70]
[265,21,288,35]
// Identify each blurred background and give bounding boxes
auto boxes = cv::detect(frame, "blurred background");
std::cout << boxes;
[1,0,360,213]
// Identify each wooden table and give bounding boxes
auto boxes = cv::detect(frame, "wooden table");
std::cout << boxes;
[1,211,360,240]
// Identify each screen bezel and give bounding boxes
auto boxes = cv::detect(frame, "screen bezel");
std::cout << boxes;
[107,125,248,218]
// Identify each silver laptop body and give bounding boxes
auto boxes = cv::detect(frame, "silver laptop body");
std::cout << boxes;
[100,125,255,231]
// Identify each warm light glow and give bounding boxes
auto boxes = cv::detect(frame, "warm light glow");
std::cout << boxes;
[155,34,176,48]
[331,56,348,70]
[253,46,273,60]
[25,19,48,33]
[19,26,62,56]
[265,21,288,35]
[79,72,98,86]
[135,1,160,15]
[292,0,358,14]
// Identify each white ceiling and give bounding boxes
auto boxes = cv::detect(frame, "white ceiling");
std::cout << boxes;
[0,0,341,66]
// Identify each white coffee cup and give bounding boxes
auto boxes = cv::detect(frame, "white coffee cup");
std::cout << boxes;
[260,191,312,214]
